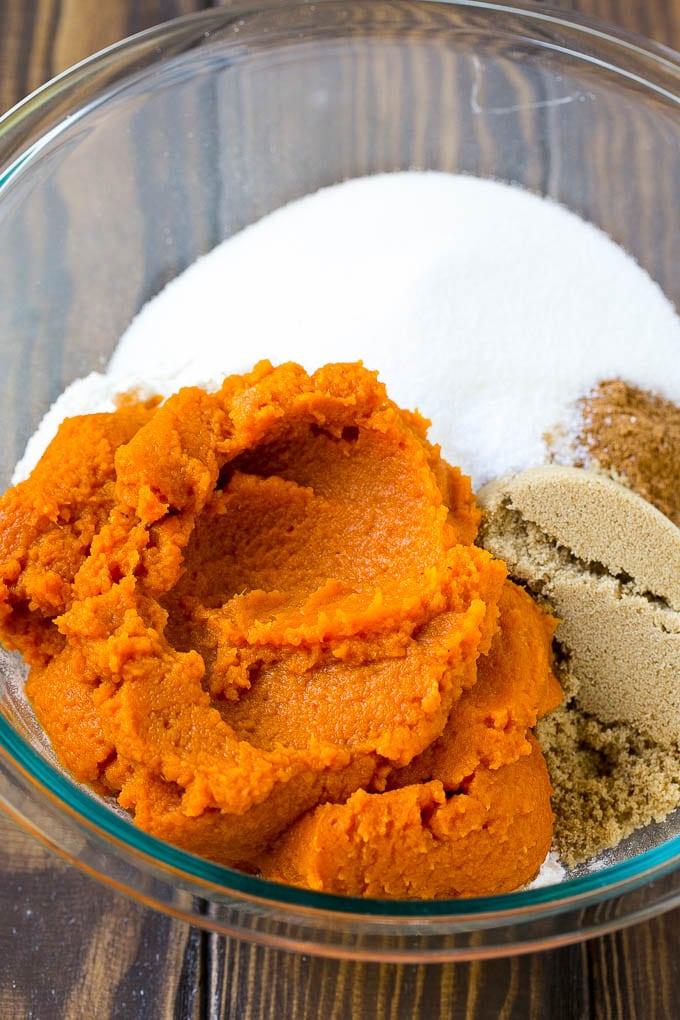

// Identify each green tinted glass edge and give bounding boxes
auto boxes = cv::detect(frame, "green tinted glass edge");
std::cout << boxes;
[3,714,680,918]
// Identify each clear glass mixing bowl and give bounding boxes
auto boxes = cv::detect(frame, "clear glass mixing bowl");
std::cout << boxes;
[1,0,679,961]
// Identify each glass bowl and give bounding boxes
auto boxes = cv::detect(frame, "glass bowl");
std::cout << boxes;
[1,0,680,962]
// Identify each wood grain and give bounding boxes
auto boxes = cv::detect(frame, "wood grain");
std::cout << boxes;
[0,9,211,1020]
[1,0,207,115]
[547,0,680,45]
[0,814,202,1020]
[2,2,680,1019]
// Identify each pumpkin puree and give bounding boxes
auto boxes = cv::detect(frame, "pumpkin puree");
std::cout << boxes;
[0,361,561,897]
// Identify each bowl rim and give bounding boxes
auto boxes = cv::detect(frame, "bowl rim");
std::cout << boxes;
[1,0,679,138]
[1,0,680,932]
[3,702,680,922]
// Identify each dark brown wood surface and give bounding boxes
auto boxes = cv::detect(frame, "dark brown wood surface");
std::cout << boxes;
[1,2,680,1018]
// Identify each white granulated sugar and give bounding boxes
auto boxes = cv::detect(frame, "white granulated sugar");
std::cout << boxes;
[14,373,160,484]
[13,171,680,487]
[525,851,566,890]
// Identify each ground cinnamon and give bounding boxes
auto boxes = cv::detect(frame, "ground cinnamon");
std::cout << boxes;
[568,379,680,527]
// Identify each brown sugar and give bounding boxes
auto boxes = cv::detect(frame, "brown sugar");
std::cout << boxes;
[478,465,680,746]
[537,693,680,867]
[478,463,680,866]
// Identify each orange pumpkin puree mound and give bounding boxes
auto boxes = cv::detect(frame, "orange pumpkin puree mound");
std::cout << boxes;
[0,360,561,892]
[258,583,560,898]
[389,580,563,792]
[257,735,553,899]
[0,402,158,665]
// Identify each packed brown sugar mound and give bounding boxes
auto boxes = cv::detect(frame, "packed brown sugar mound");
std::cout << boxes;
[0,360,560,894]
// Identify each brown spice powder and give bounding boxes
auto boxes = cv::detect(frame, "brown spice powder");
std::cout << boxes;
[572,378,680,528]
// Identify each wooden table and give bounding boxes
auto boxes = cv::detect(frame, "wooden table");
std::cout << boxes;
[2,2,680,1017]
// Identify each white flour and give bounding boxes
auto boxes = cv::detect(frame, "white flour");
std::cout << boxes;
[14,171,680,488]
